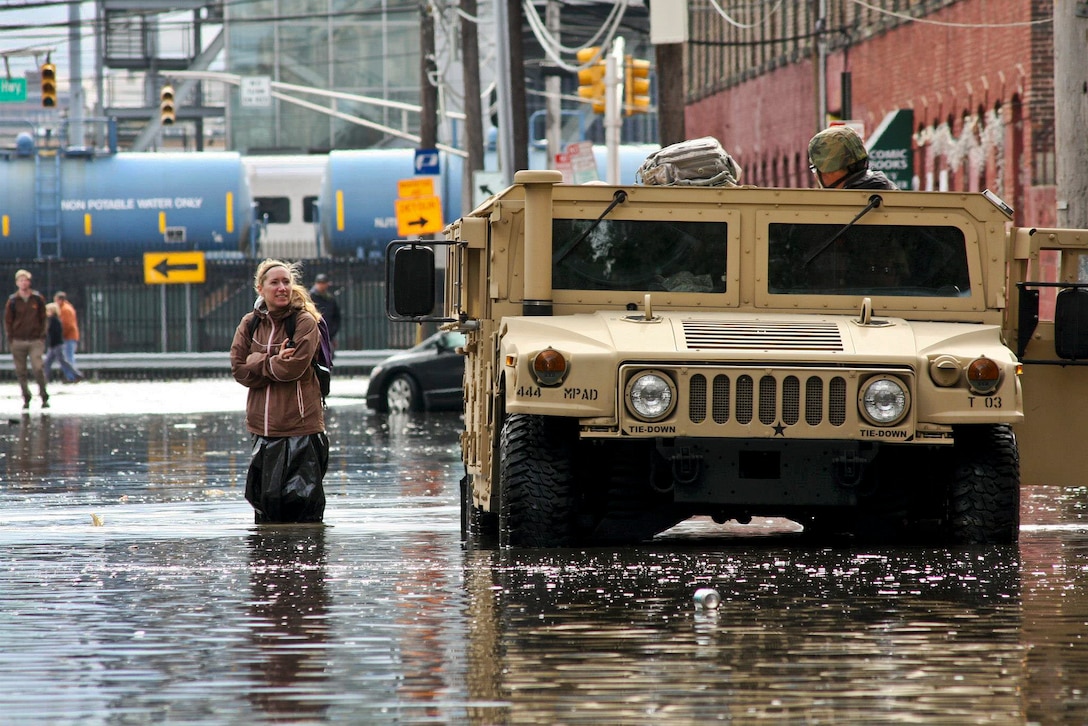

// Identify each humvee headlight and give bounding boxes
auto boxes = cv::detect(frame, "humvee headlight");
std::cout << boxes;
[859,376,909,426]
[966,356,1002,395]
[531,348,569,386]
[626,371,675,421]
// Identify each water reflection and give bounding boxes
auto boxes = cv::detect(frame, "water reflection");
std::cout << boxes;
[247,526,330,720]
[461,544,1027,723]
[0,399,1085,723]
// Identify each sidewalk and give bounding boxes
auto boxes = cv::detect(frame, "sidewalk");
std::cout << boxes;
[1,376,372,417]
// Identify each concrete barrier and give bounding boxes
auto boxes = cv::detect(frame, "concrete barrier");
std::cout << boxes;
[0,349,397,376]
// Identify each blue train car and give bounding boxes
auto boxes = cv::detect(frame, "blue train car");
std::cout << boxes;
[317,143,658,258]
[0,150,253,259]
[317,149,465,259]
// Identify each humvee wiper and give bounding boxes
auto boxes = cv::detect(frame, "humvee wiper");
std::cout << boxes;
[803,194,883,268]
[555,190,628,265]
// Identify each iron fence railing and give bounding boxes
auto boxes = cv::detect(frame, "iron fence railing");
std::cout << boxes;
[1,258,438,355]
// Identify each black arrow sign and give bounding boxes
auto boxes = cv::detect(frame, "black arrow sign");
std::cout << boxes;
[153,258,199,277]
[479,185,494,196]
[407,216,430,228]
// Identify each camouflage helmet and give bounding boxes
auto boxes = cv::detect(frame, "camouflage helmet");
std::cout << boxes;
[808,126,868,174]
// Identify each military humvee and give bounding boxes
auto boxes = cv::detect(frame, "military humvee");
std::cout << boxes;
[387,170,1088,547]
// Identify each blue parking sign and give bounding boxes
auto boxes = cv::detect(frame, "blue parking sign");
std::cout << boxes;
[415,148,440,175]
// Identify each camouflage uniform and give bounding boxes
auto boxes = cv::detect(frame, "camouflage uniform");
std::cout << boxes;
[808,126,898,191]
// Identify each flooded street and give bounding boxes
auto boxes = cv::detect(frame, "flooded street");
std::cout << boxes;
[1,379,1086,724]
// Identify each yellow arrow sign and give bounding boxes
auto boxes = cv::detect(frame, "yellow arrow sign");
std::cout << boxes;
[395,196,444,236]
[144,251,206,284]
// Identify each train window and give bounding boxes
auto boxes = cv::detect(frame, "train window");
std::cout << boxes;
[303,196,318,223]
[255,197,290,225]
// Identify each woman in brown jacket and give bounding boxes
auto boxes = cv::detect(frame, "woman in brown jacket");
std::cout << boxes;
[231,258,329,523]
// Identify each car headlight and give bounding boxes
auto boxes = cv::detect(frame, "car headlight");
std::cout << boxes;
[626,371,675,421]
[859,376,909,426]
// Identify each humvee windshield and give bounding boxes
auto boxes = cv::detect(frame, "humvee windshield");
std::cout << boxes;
[552,219,728,292]
[768,223,971,296]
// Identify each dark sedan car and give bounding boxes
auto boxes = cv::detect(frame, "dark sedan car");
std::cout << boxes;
[365,331,466,412]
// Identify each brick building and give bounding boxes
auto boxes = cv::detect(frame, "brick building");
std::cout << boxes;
[683,0,1055,226]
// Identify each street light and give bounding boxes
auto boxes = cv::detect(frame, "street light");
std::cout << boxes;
[40,63,57,108]
[576,47,606,115]
[625,56,651,115]
[160,85,176,125]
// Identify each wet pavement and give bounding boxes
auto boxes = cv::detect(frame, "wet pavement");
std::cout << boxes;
[0,378,1086,724]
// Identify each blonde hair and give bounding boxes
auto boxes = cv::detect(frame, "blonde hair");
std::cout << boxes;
[46,302,59,315]
[253,258,322,321]
[15,269,31,282]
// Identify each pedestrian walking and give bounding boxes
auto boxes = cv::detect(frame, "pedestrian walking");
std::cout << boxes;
[4,269,49,409]
[53,291,81,381]
[44,302,84,384]
[308,273,341,355]
[231,259,329,524]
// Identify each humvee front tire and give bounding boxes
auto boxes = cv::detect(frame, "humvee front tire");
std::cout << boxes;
[948,424,1020,544]
[499,413,578,548]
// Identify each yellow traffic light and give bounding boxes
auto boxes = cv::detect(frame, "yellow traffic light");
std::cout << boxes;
[40,63,57,108]
[160,85,176,125]
[576,46,606,115]
[624,56,651,116]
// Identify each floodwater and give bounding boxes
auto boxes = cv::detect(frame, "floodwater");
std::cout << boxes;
[1,380,1086,724]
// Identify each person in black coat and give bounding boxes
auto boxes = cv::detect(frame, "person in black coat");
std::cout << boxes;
[308,274,341,353]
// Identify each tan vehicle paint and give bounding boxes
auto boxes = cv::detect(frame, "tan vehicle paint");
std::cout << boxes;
[388,170,1088,547]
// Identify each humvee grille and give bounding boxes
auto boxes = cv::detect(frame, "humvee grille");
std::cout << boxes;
[688,371,849,429]
[682,320,844,351]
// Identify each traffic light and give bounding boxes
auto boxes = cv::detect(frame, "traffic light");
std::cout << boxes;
[624,56,651,116]
[40,63,57,108]
[576,47,606,115]
[160,85,176,125]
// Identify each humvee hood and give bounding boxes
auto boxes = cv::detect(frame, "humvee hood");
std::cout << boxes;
[503,311,1005,364]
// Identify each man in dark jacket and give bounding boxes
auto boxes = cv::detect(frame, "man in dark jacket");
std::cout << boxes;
[308,273,341,352]
[4,269,49,409]
[808,126,898,190]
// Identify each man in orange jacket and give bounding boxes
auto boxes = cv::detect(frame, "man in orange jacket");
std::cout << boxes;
[54,291,82,383]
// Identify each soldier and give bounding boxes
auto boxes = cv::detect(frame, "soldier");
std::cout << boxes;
[808,126,898,190]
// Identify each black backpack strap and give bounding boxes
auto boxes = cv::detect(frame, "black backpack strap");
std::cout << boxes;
[246,312,261,341]
[283,310,297,343]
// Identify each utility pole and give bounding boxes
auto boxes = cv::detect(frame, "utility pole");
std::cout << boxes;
[507,0,529,173]
[605,37,624,184]
[420,3,438,150]
[545,0,562,164]
[1054,0,1088,229]
[461,0,485,213]
[813,0,827,132]
[68,0,84,146]
[656,43,684,146]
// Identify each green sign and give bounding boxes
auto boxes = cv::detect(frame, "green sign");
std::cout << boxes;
[0,78,28,103]
[866,108,914,190]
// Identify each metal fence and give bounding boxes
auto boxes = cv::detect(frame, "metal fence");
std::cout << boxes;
[0,258,439,355]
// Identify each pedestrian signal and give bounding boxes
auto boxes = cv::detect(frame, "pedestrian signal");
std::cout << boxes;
[40,64,57,108]
[576,47,606,115]
[625,56,651,116]
[160,85,176,125]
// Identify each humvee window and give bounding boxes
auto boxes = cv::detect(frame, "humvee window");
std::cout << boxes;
[768,223,970,296]
[552,219,728,293]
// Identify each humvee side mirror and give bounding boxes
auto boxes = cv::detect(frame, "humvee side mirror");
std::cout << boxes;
[391,244,435,318]
[1055,287,1088,360]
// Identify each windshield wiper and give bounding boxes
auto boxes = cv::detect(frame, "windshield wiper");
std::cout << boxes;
[555,190,628,265]
[802,194,884,268]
